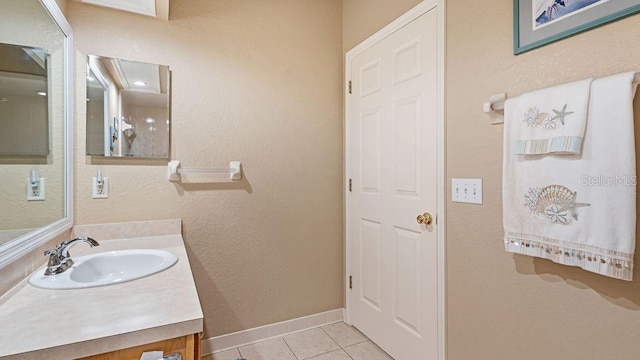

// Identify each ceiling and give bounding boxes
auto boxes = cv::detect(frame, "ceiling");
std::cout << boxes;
[75,0,169,20]
[0,45,47,99]
[0,73,47,99]
[107,57,164,94]
[88,55,169,108]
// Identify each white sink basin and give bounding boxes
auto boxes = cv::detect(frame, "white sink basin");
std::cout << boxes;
[29,249,178,290]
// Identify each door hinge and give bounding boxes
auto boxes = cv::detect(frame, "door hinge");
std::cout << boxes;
[348,178,352,192]
[348,80,352,94]
[349,275,353,289]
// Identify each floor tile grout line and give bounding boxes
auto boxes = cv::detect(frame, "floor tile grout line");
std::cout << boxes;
[214,322,376,360]
[213,320,345,356]
[318,325,342,349]
[284,326,342,360]
[301,348,350,360]
[344,349,356,360]
[340,338,370,350]
[321,322,370,350]
[333,327,371,350]
[281,334,301,360]
[318,324,364,360]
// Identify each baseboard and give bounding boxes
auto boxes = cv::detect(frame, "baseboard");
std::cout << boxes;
[201,308,345,355]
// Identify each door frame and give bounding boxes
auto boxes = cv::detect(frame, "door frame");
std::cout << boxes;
[344,1,446,359]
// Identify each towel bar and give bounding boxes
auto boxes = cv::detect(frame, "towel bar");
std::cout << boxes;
[167,160,242,181]
[483,73,640,124]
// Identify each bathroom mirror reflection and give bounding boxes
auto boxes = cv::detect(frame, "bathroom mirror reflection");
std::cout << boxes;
[0,43,49,156]
[86,55,170,158]
[0,0,67,251]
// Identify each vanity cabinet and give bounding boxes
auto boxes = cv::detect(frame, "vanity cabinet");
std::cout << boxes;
[79,333,200,360]
[0,223,204,360]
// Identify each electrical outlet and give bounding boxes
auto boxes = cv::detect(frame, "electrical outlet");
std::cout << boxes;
[93,177,109,199]
[26,178,45,201]
[452,178,482,204]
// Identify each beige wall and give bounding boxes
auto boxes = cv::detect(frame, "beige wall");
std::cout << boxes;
[447,1,640,359]
[345,0,640,359]
[68,0,343,339]
[342,0,421,52]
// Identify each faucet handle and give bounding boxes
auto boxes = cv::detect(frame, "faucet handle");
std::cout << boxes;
[54,241,70,260]
[44,248,61,269]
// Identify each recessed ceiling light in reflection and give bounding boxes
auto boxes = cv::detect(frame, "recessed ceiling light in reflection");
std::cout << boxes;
[35,91,47,96]
[134,80,147,87]
[146,118,155,123]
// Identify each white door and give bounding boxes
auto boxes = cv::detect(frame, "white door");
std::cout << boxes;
[347,8,439,360]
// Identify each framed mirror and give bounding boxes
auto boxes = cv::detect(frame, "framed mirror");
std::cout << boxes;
[0,0,73,268]
[86,55,170,158]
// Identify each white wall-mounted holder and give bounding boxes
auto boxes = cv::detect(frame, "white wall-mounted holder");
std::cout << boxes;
[27,169,45,201]
[483,92,507,113]
[483,92,507,125]
[167,160,242,182]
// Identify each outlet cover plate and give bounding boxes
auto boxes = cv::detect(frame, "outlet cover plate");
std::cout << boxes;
[26,178,45,201]
[452,178,482,204]
[93,177,109,199]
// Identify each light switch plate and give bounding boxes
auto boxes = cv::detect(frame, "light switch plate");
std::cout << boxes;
[452,178,482,204]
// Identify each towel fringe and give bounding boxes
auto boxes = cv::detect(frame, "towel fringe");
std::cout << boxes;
[504,232,633,281]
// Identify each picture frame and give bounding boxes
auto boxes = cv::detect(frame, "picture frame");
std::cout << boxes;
[514,0,640,54]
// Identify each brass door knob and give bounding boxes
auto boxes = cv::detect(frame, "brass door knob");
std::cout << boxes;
[417,212,433,225]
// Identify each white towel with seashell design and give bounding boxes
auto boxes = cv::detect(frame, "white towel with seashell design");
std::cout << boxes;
[511,78,592,155]
[503,72,637,281]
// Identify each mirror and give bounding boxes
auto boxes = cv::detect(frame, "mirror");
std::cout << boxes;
[86,55,170,158]
[0,0,72,267]
[0,43,49,157]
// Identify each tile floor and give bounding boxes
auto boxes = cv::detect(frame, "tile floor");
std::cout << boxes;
[203,322,394,360]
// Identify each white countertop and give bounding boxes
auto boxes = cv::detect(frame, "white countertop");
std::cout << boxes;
[0,229,204,359]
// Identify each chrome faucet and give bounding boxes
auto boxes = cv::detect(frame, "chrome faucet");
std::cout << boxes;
[43,237,99,275]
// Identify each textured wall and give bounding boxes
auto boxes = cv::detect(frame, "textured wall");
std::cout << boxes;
[342,0,421,52]
[68,0,343,338]
[446,1,640,359]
